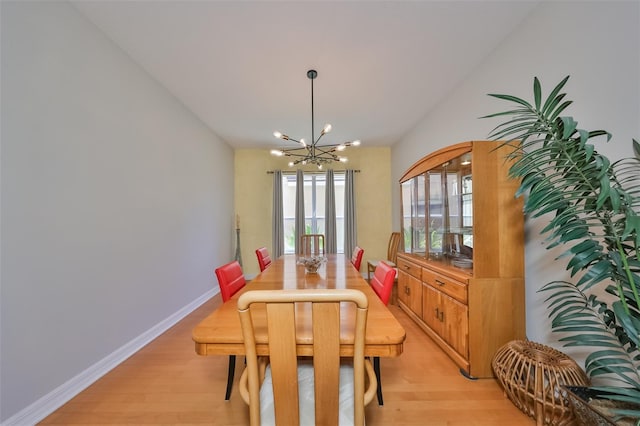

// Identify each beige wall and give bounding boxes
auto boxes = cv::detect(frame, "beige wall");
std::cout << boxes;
[235,147,393,276]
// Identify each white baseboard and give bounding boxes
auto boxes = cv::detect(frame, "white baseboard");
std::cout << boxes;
[2,289,216,426]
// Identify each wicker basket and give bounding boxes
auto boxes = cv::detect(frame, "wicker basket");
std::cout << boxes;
[492,340,590,426]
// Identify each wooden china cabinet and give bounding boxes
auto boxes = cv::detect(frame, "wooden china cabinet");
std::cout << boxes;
[396,141,525,378]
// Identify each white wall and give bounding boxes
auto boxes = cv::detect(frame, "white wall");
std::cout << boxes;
[0,1,234,422]
[392,1,640,355]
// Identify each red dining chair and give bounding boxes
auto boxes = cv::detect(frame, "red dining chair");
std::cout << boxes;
[369,261,397,405]
[255,247,272,272]
[214,260,247,400]
[370,261,396,306]
[351,246,364,271]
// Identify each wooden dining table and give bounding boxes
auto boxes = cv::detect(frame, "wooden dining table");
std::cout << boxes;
[192,254,406,358]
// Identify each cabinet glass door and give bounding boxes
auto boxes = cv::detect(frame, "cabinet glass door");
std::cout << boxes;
[442,156,473,270]
[401,180,412,253]
[401,175,426,254]
[427,171,443,260]
[424,154,473,271]
[461,174,473,241]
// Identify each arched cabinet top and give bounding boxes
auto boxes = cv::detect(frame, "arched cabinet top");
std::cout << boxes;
[400,141,473,183]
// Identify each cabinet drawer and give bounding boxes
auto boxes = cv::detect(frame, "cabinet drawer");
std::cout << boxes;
[397,258,422,280]
[422,268,467,304]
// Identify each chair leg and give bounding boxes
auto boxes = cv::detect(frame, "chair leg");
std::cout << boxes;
[225,354,236,400]
[374,356,383,405]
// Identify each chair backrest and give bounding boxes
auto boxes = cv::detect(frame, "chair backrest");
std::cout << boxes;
[300,234,325,256]
[387,232,402,264]
[351,246,364,271]
[370,261,396,306]
[255,247,272,272]
[214,260,246,302]
[237,289,373,426]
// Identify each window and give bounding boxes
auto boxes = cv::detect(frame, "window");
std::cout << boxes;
[282,172,345,254]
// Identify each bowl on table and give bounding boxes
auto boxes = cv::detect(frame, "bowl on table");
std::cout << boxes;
[297,256,326,273]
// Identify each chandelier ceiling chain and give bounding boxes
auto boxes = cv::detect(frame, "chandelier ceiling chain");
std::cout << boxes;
[270,69,361,169]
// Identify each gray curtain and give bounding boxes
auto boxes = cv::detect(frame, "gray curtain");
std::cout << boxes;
[272,170,284,258]
[344,169,357,257]
[324,169,337,254]
[294,169,305,254]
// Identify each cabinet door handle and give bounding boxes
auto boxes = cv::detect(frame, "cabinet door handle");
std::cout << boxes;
[439,311,444,322]
[435,279,445,286]
[435,307,439,318]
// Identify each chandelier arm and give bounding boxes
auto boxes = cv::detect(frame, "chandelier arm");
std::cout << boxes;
[279,151,313,158]
[314,132,326,146]
[313,146,338,156]
[314,143,350,149]
[278,146,312,153]
[280,150,338,161]
[311,152,337,159]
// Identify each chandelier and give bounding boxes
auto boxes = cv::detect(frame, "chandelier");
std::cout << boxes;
[270,69,361,169]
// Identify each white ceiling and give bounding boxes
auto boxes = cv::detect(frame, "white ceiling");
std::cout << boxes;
[72,1,539,150]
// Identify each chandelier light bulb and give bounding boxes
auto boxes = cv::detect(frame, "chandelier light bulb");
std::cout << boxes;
[339,157,348,163]
[302,160,307,165]
[352,140,361,146]
[270,149,284,156]
[318,164,323,170]
[322,123,332,134]
[300,139,307,148]
[336,144,346,151]
[288,161,295,167]
[274,132,290,141]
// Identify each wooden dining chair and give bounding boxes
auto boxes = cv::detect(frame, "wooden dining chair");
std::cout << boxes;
[368,261,397,406]
[255,247,272,272]
[237,289,377,426]
[351,246,364,271]
[300,234,325,256]
[366,232,401,282]
[214,260,247,400]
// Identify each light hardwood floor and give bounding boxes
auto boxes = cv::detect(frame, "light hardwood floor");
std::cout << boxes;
[40,295,534,425]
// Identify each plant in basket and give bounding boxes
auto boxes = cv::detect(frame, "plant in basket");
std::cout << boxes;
[484,76,640,424]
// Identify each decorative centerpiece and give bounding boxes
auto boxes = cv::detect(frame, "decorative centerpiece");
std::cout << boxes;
[297,256,326,273]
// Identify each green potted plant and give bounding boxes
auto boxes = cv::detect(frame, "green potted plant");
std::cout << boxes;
[483,76,640,424]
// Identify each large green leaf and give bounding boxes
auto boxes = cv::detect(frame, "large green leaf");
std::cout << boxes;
[541,77,569,118]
